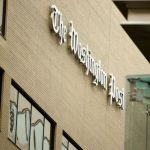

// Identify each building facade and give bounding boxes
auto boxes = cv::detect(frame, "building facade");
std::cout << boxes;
[0,0,150,150]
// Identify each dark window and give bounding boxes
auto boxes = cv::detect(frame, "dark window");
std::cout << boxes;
[0,68,3,103]
[61,131,82,150]
[8,81,56,150]
[0,0,6,36]
[0,68,3,130]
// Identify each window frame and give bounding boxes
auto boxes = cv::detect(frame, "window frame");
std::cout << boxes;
[9,80,56,150]
[0,67,4,131]
[0,67,3,104]
[62,131,83,150]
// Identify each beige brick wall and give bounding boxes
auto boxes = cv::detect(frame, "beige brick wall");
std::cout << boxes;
[0,0,150,150]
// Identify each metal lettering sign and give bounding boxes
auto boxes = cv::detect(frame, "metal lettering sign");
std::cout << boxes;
[50,5,124,110]
[50,5,67,45]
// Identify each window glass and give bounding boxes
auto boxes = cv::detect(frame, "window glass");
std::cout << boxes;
[8,85,18,143]
[16,93,31,149]
[68,143,77,150]
[43,119,51,150]
[30,106,44,150]
[8,83,55,150]
[61,133,82,150]
[62,136,68,147]
[61,145,67,150]
[125,76,150,150]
